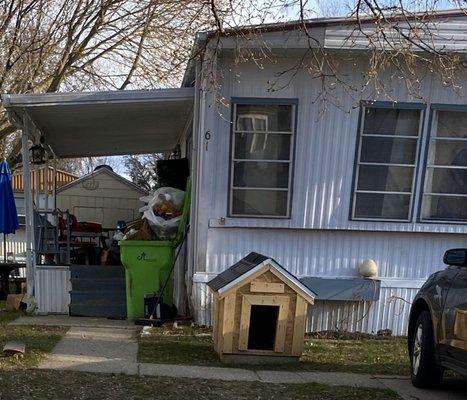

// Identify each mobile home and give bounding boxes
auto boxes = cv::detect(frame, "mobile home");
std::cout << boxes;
[3,10,467,335]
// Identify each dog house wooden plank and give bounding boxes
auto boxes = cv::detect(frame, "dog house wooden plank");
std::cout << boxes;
[274,298,289,353]
[213,295,221,351]
[292,295,308,355]
[250,282,285,293]
[243,294,288,306]
[213,296,218,347]
[217,299,227,352]
[238,296,252,350]
[222,292,236,353]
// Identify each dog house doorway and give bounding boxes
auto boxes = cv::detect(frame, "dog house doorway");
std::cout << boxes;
[248,305,279,350]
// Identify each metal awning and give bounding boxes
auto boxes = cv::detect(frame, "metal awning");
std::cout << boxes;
[2,88,194,157]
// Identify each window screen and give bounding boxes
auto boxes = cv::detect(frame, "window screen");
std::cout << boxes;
[230,102,295,217]
[352,106,422,221]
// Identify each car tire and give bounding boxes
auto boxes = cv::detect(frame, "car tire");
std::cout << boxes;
[410,310,444,388]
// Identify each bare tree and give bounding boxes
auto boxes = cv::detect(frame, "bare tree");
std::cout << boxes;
[2,0,466,172]
[0,0,217,165]
[199,0,467,112]
[124,154,162,192]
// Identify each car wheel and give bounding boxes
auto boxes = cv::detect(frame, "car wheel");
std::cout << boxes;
[410,310,444,388]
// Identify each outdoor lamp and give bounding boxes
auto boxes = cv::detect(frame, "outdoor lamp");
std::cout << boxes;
[30,143,46,165]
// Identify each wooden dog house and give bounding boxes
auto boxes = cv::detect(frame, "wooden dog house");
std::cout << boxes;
[208,252,316,363]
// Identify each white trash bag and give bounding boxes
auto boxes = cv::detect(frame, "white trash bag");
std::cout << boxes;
[140,187,185,240]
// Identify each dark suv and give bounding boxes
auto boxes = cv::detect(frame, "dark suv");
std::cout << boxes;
[408,248,467,387]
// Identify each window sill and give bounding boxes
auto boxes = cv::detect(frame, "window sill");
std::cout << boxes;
[209,218,291,228]
[418,218,467,226]
[208,218,467,234]
[350,217,412,223]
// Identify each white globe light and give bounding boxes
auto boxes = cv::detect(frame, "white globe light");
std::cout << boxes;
[359,259,378,279]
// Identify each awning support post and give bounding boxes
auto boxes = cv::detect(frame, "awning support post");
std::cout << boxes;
[52,158,57,211]
[21,114,35,299]
[34,164,39,210]
[44,152,49,211]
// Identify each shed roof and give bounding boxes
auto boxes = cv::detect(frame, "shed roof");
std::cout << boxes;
[2,88,194,158]
[56,166,147,195]
[207,252,316,302]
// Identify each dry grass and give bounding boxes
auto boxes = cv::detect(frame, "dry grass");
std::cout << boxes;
[0,301,66,370]
[0,369,399,400]
[0,308,401,400]
[138,325,409,375]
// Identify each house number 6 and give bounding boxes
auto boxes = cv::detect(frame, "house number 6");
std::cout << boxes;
[205,130,211,150]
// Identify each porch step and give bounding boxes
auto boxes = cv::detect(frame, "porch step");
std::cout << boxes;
[69,304,126,319]
[70,278,125,292]
[69,265,126,319]
[70,265,125,279]
[69,292,126,319]
[70,291,126,305]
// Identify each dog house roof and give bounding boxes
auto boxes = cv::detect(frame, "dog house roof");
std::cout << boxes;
[208,252,316,302]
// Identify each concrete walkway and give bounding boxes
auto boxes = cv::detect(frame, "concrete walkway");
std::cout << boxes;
[11,315,467,400]
[14,316,139,374]
[39,326,138,375]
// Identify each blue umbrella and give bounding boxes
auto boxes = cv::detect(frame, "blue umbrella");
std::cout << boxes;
[0,160,19,262]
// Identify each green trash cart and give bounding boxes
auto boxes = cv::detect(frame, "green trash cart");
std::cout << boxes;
[119,179,190,319]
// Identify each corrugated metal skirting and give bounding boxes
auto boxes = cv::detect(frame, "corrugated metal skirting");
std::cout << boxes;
[35,266,71,314]
[307,286,420,335]
[192,276,420,336]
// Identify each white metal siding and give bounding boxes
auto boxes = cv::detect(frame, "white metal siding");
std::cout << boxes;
[202,55,467,234]
[193,227,465,334]
[204,228,466,279]
[0,229,27,278]
[35,266,71,314]
[190,51,467,333]
[0,229,26,260]
[192,275,213,326]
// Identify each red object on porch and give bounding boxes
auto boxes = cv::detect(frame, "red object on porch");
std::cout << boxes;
[58,212,102,235]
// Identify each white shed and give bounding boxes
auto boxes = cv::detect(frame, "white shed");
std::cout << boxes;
[56,166,147,229]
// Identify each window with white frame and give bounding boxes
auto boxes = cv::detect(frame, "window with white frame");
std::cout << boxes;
[229,101,296,217]
[351,105,423,221]
[421,109,467,222]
